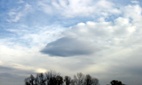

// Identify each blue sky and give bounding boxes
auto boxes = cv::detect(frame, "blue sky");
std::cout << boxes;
[0,0,142,85]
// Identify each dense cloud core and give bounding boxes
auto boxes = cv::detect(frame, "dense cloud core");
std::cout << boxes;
[41,37,96,56]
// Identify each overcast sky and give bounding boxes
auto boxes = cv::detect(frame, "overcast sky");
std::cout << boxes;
[0,0,142,85]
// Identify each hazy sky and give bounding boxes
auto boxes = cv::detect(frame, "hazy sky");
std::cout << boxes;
[0,0,142,85]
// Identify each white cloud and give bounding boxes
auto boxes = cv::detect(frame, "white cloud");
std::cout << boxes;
[0,24,66,75]
[42,18,137,56]
[38,0,121,18]
[21,26,65,47]
[123,4,142,23]
[131,0,140,4]
[18,0,25,4]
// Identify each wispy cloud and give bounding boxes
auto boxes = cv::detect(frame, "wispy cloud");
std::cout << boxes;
[7,4,32,22]
[38,0,120,18]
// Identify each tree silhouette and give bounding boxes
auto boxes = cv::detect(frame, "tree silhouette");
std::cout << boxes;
[64,76,71,85]
[110,80,125,85]
[30,74,35,85]
[73,73,85,85]
[36,73,46,85]
[25,74,35,85]
[85,74,92,85]
[56,75,63,85]
[25,71,100,85]
[91,78,99,85]
[84,74,99,85]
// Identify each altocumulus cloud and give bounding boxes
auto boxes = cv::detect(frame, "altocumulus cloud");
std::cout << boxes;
[41,4,142,57]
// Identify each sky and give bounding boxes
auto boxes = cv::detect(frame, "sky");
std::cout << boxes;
[0,0,142,85]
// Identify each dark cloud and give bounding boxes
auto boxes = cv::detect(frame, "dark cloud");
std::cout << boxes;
[0,66,34,85]
[0,66,33,75]
[41,37,98,57]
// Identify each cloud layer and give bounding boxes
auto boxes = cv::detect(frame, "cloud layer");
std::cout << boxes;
[41,37,96,56]
[41,11,142,57]
[0,0,142,85]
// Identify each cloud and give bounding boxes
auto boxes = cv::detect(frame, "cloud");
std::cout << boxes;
[0,65,33,85]
[7,3,32,22]
[38,0,120,18]
[41,21,116,57]
[41,37,96,56]
[41,19,135,57]
[41,4,142,58]
[99,47,142,85]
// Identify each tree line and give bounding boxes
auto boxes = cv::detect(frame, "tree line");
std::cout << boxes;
[25,71,125,85]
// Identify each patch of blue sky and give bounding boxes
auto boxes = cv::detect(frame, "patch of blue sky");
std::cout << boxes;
[20,11,58,27]
[57,16,98,27]
[111,0,142,6]
[0,0,27,23]
[0,27,34,47]
[0,0,17,10]
[130,0,142,6]
[10,38,33,47]
[111,0,132,6]
[13,9,97,28]
[0,0,26,11]
[0,4,10,23]
[0,23,29,40]
[0,13,8,23]
[0,29,16,38]
[105,14,122,22]
[139,1,142,6]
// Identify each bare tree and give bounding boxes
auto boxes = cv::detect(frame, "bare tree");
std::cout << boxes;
[25,77,30,85]
[25,74,35,85]
[73,73,85,85]
[56,75,63,85]
[85,74,92,85]
[35,73,46,85]
[110,80,125,85]
[91,78,99,85]
[25,72,100,85]
[45,70,60,85]
[84,74,99,85]
[64,76,71,85]
[71,79,76,85]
